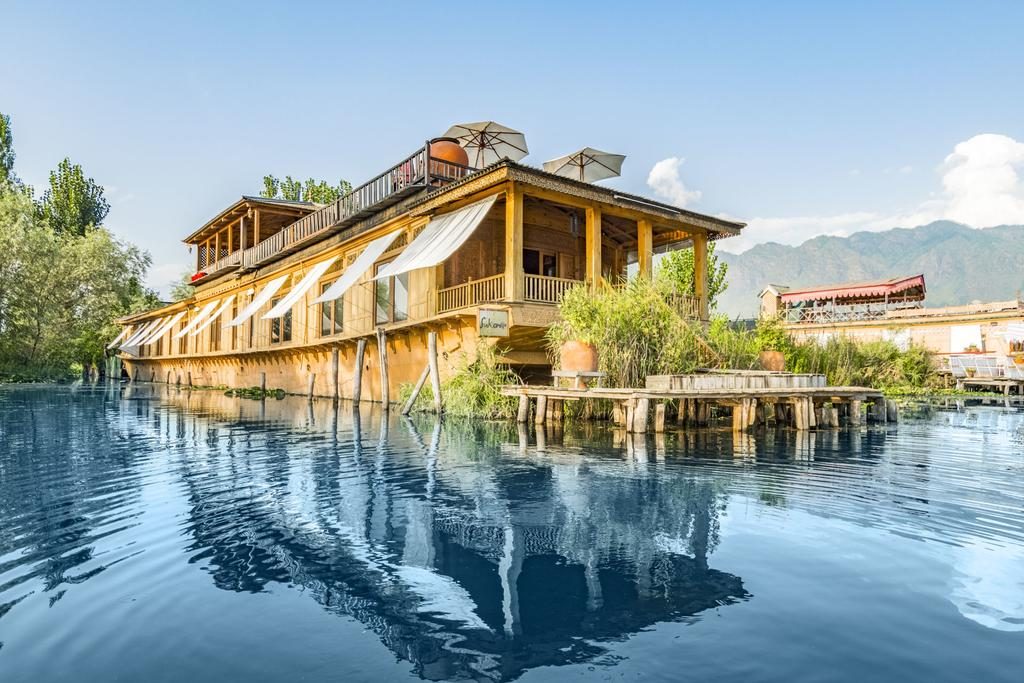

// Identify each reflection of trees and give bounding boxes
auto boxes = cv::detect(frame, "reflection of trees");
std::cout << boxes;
[160,393,748,681]
[0,385,146,612]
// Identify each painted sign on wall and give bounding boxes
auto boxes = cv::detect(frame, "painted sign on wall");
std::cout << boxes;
[478,308,509,337]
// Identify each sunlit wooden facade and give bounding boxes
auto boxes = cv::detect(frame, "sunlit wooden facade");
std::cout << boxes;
[117,143,744,399]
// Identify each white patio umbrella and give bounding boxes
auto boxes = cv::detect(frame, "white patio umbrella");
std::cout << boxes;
[442,121,529,167]
[543,147,626,183]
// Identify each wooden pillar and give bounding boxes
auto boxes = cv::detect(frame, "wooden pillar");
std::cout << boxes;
[215,231,221,263]
[428,331,442,414]
[307,372,316,399]
[517,395,530,423]
[536,395,548,425]
[353,338,366,403]
[849,399,862,427]
[504,185,524,301]
[331,347,340,399]
[228,222,234,253]
[254,209,261,245]
[692,231,709,320]
[633,398,649,433]
[654,402,666,432]
[637,219,653,279]
[376,328,389,409]
[240,214,247,251]
[585,206,602,289]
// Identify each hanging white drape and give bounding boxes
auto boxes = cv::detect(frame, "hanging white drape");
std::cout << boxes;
[124,318,164,346]
[192,295,236,336]
[227,275,288,327]
[175,299,220,339]
[106,326,130,349]
[314,232,402,304]
[141,311,186,345]
[263,257,338,319]
[374,195,498,280]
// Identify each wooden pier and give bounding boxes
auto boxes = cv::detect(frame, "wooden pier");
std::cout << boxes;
[502,371,896,433]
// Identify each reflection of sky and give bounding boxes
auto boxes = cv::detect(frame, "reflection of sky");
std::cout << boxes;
[950,542,1024,632]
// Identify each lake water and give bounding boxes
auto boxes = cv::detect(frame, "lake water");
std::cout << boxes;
[1,385,1023,682]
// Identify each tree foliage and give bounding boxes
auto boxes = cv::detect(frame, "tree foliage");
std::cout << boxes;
[0,113,15,188]
[655,242,728,311]
[36,158,110,236]
[170,269,196,302]
[260,174,352,204]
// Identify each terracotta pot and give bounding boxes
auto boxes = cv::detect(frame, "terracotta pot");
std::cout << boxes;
[759,350,786,372]
[429,137,470,173]
[560,341,599,373]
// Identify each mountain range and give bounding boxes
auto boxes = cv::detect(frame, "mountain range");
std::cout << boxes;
[716,222,1024,318]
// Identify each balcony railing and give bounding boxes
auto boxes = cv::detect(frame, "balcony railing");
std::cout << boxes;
[238,146,476,272]
[784,300,924,324]
[524,274,580,304]
[437,274,505,313]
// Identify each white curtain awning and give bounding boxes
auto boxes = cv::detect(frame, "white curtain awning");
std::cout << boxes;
[142,311,186,345]
[374,195,498,280]
[192,295,236,336]
[124,318,164,346]
[227,275,288,327]
[263,257,338,320]
[175,300,220,339]
[314,232,402,304]
[106,326,130,349]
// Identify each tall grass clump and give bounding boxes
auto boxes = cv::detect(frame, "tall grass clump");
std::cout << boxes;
[400,343,520,419]
[547,279,715,387]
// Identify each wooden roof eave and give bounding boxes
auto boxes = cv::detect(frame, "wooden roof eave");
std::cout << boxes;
[182,198,317,245]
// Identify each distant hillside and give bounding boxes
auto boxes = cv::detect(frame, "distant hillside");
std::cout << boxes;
[717,222,1024,318]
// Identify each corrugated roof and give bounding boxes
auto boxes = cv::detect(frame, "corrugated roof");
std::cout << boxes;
[780,274,926,304]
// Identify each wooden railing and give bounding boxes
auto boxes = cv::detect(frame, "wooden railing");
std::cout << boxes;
[437,274,505,313]
[669,293,701,319]
[239,146,476,271]
[524,275,580,304]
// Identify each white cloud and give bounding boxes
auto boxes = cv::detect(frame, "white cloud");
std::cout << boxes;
[712,133,1024,253]
[647,157,702,207]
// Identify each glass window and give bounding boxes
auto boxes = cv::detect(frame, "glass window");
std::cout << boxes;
[394,272,408,322]
[320,283,343,336]
[375,268,391,325]
[269,298,292,344]
[542,253,557,277]
[210,317,221,351]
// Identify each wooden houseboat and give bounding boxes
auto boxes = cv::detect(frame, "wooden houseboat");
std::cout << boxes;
[114,137,744,400]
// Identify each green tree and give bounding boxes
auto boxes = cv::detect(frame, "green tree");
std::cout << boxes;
[655,242,728,311]
[260,174,351,204]
[170,269,196,301]
[0,187,155,379]
[36,158,110,236]
[0,113,15,188]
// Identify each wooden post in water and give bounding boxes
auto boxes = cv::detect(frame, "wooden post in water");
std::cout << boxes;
[732,402,745,432]
[654,403,666,433]
[331,347,340,400]
[633,398,649,434]
[886,399,898,422]
[353,338,366,403]
[535,395,548,425]
[403,365,430,415]
[849,399,862,427]
[376,329,389,409]
[307,372,316,400]
[428,331,442,414]
[625,399,635,432]
[259,372,266,392]
[187,371,192,388]
[551,399,563,424]
[517,395,530,423]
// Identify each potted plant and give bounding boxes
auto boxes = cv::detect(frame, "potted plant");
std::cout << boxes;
[546,285,601,374]
[755,317,789,372]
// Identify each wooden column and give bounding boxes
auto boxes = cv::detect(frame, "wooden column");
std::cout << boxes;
[228,221,234,253]
[353,338,366,403]
[585,206,602,289]
[428,330,442,414]
[692,231,709,320]
[254,209,261,245]
[637,219,653,279]
[504,185,524,301]
[240,214,247,251]
[215,231,221,263]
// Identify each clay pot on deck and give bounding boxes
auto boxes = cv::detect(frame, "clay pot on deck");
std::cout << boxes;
[429,137,470,177]
[759,350,786,372]
[560,341,599,373]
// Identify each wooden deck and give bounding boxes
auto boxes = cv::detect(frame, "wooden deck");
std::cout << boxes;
[501,371,894,433]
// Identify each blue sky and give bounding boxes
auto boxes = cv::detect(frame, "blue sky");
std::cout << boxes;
[5,1,1024,295]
